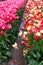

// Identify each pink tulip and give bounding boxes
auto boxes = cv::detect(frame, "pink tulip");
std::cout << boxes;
[6,24,12,30]
[1,25,6,30]
[0,0,26,32]
[0,31,6,36]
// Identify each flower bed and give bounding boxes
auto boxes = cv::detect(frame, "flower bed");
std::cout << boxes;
[18,0,43,65]
[0,0,26,62]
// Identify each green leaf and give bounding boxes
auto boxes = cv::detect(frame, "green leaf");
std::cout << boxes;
[30,51,37,58]
[36,52,41,61]
[33,40,40,52]
[39,61,43,65]
[5,51,12,57]
[1,56,7,60]
[40,41,43,54]
[29,58,38,65]
[41,10,43,12]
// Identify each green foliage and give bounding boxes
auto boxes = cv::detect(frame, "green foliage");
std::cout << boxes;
[0,8,24,63]
[25,34,43,65]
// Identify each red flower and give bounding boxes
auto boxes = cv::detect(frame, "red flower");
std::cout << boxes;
[29,46,33,49]
[24,42,29,45]
[13,59,17,63]
[26,45,33,49]
[34,35,39,40]
[24,42,30,46]
[21,26,25,30]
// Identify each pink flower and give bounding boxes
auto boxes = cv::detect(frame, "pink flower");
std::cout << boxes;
[0,31,6,36]
[6,24,12,30]
[29,20,33,25]
[0,0,26,32]
[40,19,43,31]
[31,27,37,33]
[1,25,6,30]
[21,26,25,30]
[24,37,28,41]
[22,34,25,40]
[40,25,43,30]
[0,19,6,30]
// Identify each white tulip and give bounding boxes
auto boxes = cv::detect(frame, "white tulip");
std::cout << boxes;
[18,31,22,37]
[23,31,27,35]
[12,42,18,49]
[36,32,41,36]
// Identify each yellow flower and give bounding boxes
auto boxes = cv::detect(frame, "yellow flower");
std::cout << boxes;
[26,25,32,30]
[29,14,33,17]
[40,30,43,34]
[34,20,40,28]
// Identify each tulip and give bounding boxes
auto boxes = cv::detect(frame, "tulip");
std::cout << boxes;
[6,24,12,30]
[0,0,26,32]
[34,35,39,40]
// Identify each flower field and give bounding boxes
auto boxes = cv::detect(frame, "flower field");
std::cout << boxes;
[0,0,26,63]
[0,0,43,65]
[18,0,43,65]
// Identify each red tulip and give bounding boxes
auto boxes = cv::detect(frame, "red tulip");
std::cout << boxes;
[34,35,39,40]
[13,59,17,63]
